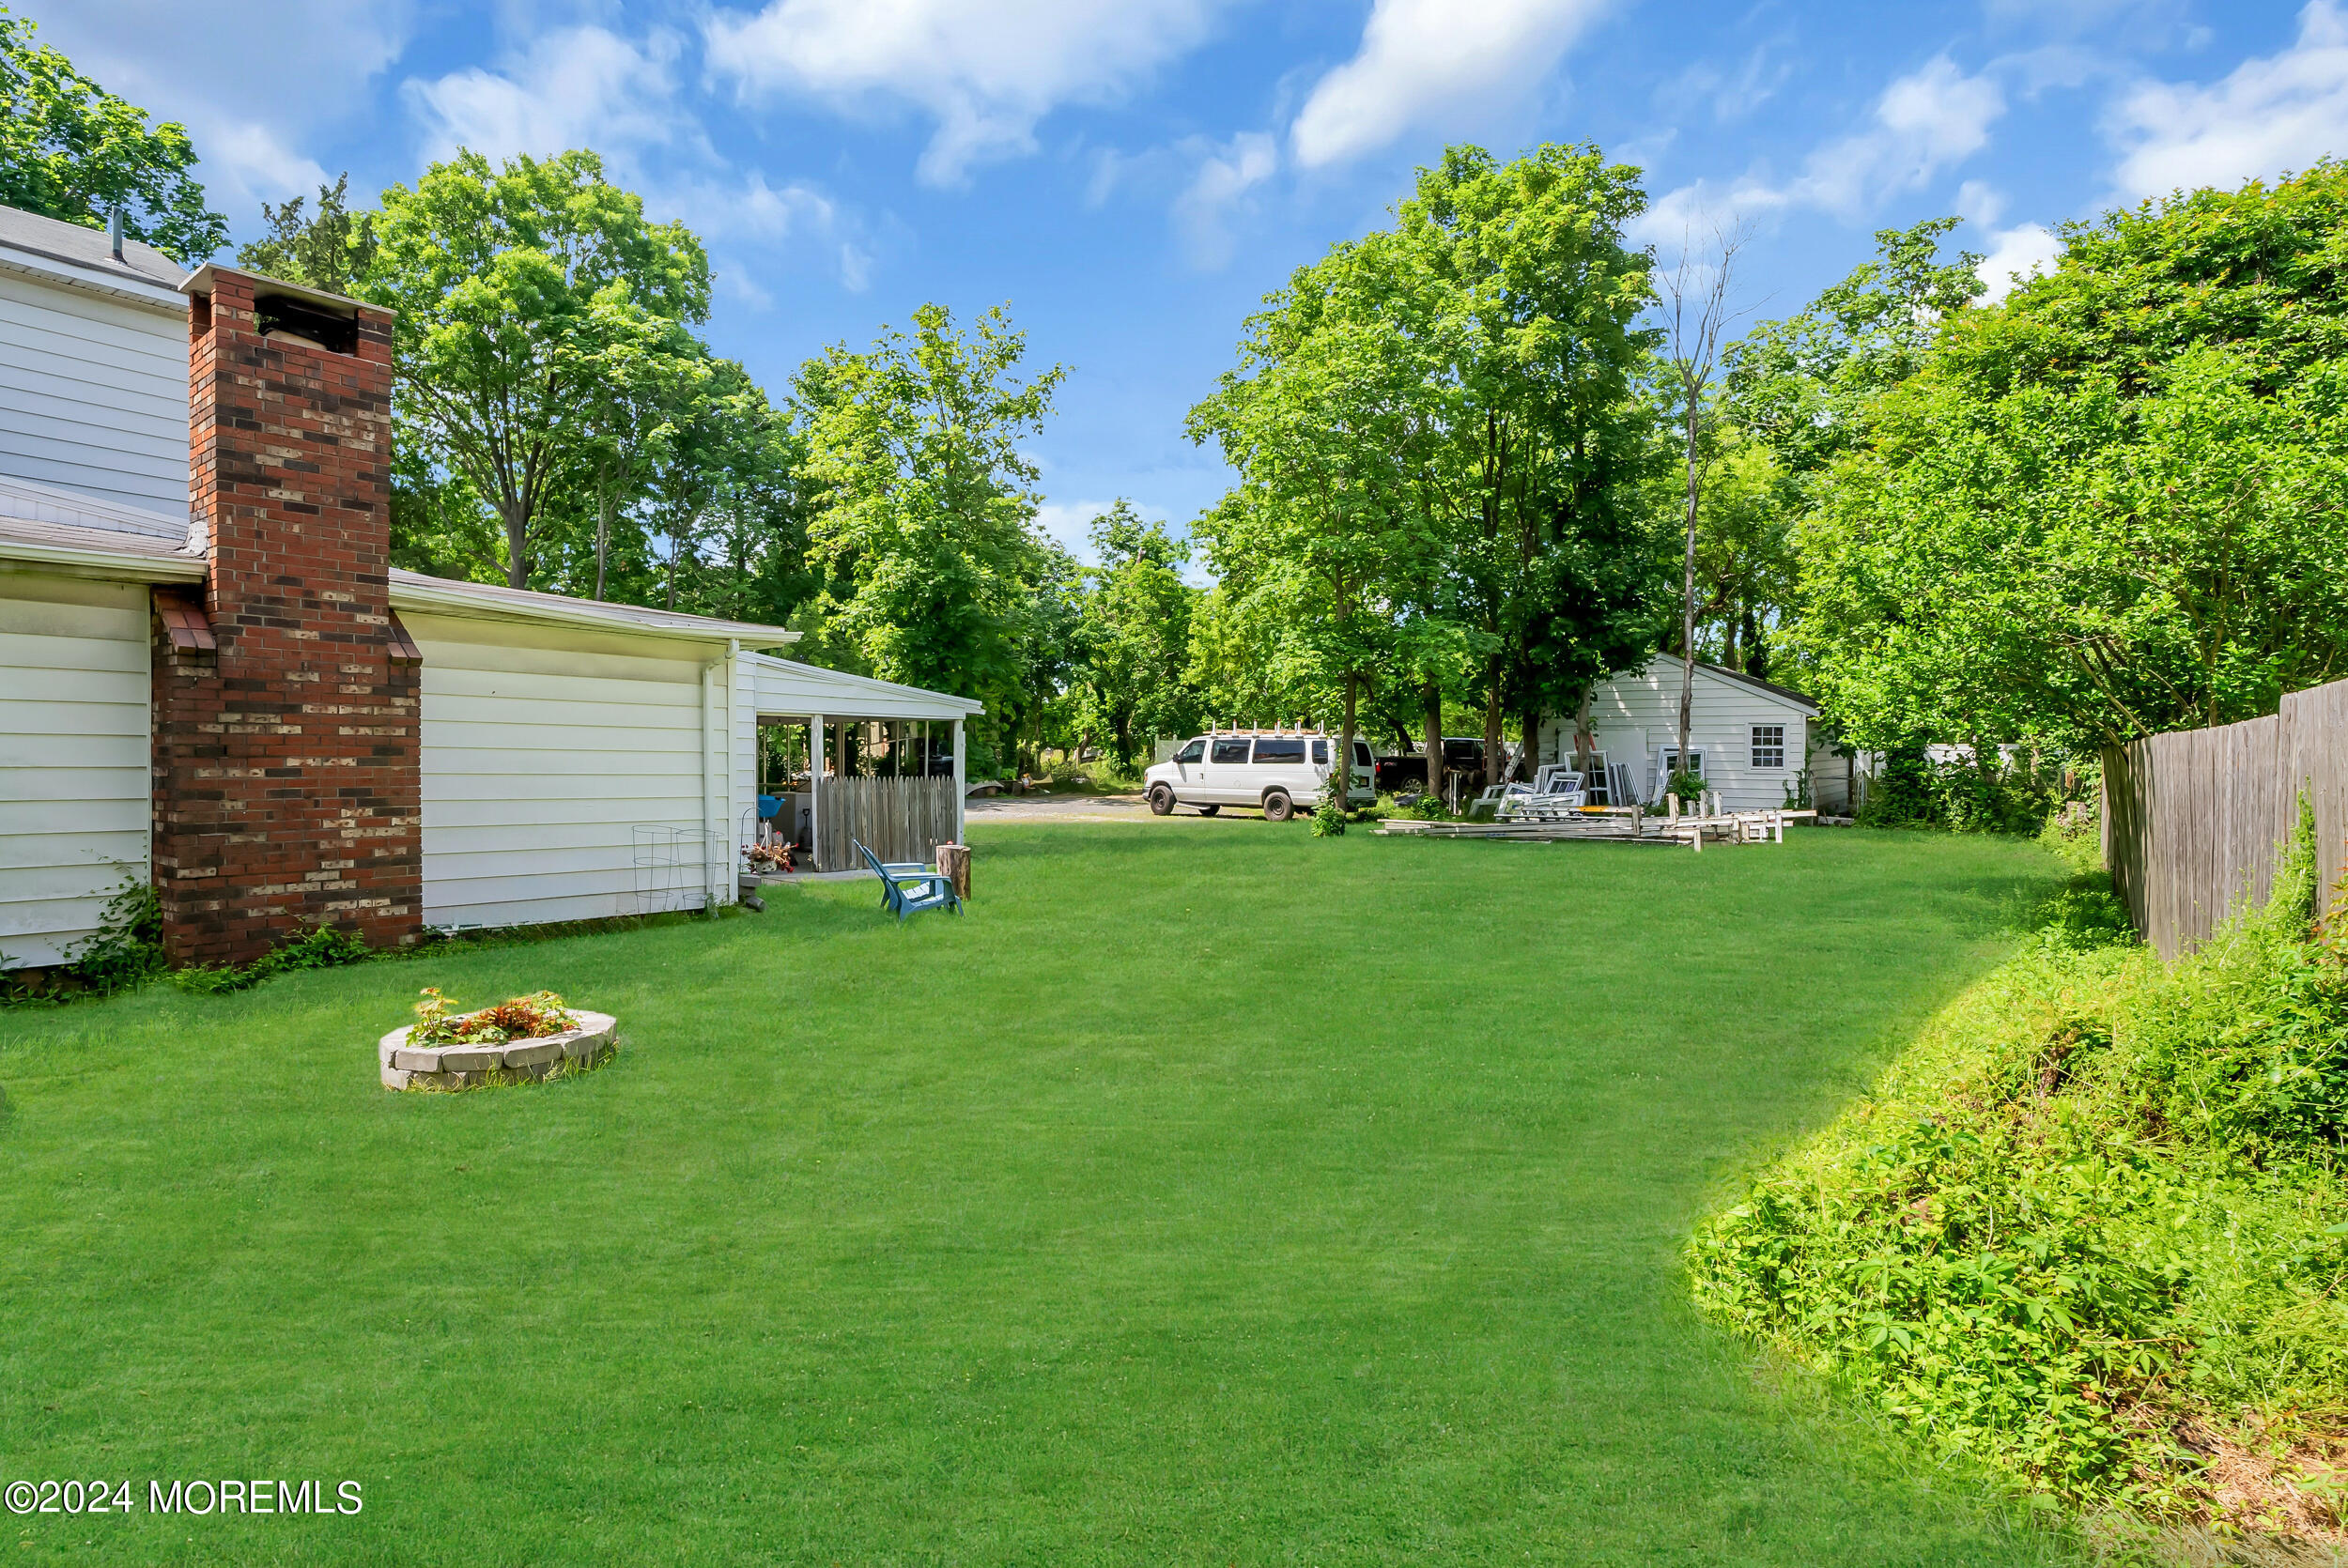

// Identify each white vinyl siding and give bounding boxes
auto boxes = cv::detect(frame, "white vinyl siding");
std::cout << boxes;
[409,610,719,930]
[0,271,189,519]
[1538,654,1816,812]
[0,572,149,968]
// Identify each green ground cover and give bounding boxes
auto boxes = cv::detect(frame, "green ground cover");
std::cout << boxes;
[2,824,2084,1565]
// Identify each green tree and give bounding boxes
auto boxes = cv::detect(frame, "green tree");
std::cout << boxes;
[1678,433,1800,679]
[362,149,711,590]
[1388,143,1663,778]
[0,6,225,262]
[235,173,377,293]
[1189,226,1429,798]
[796,302,1068,749]
[644,358,810,619]
[1799,166,2348,753]
[1071,501,1200,768]
[1725,217,1984,484]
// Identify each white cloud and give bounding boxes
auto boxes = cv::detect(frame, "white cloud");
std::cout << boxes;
[703,0,1223,186]
[1636,54,2007,239]
[204,124,333,216]
[1290,0,1608,169]
[1171,132,1277,269]
[1955,177,2008,228]
[1660,44,1791,125]
[1034,499,1117,565]
[403,31,876,294]
[405,26,688,164]
[25,0,414,234]
[2106,0,2348,199]
[1974,223,2062,300]
[684,172,876,294]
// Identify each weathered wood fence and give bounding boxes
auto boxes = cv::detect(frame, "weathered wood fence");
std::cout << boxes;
[2102,677,2348,958]
[812,776,959,871]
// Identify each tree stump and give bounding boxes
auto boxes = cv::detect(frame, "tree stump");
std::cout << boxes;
[937,842,972,901]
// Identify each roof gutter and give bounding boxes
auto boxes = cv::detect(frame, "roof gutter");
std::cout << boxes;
[0,250,186,315]
[388,575,798,648]
[0,534,207,584]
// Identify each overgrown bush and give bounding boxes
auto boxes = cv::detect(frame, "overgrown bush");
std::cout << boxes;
[1856,745,2062,835]
[172,922,375,994]
[1311,768,1349,836]
[65,878,163,994]
[2,878,162,1004]
[1688,824,2348,1538]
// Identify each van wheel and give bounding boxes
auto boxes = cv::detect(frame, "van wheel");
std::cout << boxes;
[1197,805,1220,817]
[1262,789,1294,822]
[1147,784,1175,816]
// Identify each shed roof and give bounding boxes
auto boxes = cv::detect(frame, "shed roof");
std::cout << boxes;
[744,651,984,719]
[1638,651,1819,715]
[389,571,799,648]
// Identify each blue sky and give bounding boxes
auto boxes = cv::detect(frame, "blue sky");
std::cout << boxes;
[33,0,2348,561]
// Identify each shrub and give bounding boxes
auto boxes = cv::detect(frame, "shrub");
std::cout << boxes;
[64,878,163,994]
[1856,746,2062,836]
[173,922,375,994]
[3,878,163,1005]
[1689,822,2348,1534]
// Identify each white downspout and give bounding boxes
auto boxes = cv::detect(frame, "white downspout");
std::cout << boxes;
[810,714,826,870]
[701,639,737,908]
[952,716,965,845]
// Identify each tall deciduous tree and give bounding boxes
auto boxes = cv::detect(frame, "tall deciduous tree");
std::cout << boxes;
[1072,501,1200,768]
[1799,165,2348,753]
[1390,143,1662,780]
[1189,227,1429,801]
[363,149,711,589]
[796,302,1067,739]
[1658,229,1740,777]
[0,7,225,262]
[236,173,377,294]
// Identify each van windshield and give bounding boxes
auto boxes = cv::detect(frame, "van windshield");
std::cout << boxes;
[1253,737,1305,763]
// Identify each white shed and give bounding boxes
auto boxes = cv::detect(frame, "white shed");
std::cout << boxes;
[1536,653,1832,813]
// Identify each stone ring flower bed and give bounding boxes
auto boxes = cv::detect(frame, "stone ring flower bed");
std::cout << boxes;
[377,989,618,1091]
[378,1012,616,1089]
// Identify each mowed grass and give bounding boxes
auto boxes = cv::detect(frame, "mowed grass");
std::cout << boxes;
[1,824,2087,1566]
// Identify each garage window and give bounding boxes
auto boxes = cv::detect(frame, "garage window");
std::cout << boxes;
[1752,725,1785,769]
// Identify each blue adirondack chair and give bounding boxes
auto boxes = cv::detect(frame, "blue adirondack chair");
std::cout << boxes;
[855,840,963,921]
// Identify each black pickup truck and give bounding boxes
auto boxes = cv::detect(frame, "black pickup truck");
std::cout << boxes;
[1373,737,1486,793]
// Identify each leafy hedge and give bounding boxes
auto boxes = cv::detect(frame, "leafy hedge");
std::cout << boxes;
[1689,835,2348,1538]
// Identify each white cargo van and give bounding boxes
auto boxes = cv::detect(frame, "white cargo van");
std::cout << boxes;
[1142,730,1375,820]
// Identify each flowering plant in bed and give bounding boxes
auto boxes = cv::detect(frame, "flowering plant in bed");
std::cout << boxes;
[409,987,580,1045]
[379,989,615,1092]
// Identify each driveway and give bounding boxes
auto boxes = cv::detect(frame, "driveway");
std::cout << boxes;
[964,791,1153,822]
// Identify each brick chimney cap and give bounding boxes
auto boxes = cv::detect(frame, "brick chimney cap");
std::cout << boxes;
[181,263,394,320]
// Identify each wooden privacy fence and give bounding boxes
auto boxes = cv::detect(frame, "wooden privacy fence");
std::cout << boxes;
[813,775,959,872]
[2102,677,2348,959]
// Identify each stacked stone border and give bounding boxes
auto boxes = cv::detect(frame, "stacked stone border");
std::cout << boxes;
[379,1010,617,1091]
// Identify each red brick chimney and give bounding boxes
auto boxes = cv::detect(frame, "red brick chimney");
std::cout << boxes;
[152,267,421,966]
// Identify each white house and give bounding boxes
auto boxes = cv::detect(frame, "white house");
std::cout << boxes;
[1536,653,1842,813]
[0,205,976,970]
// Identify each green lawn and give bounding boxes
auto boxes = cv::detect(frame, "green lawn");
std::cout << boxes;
[3,824,2086,1565]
